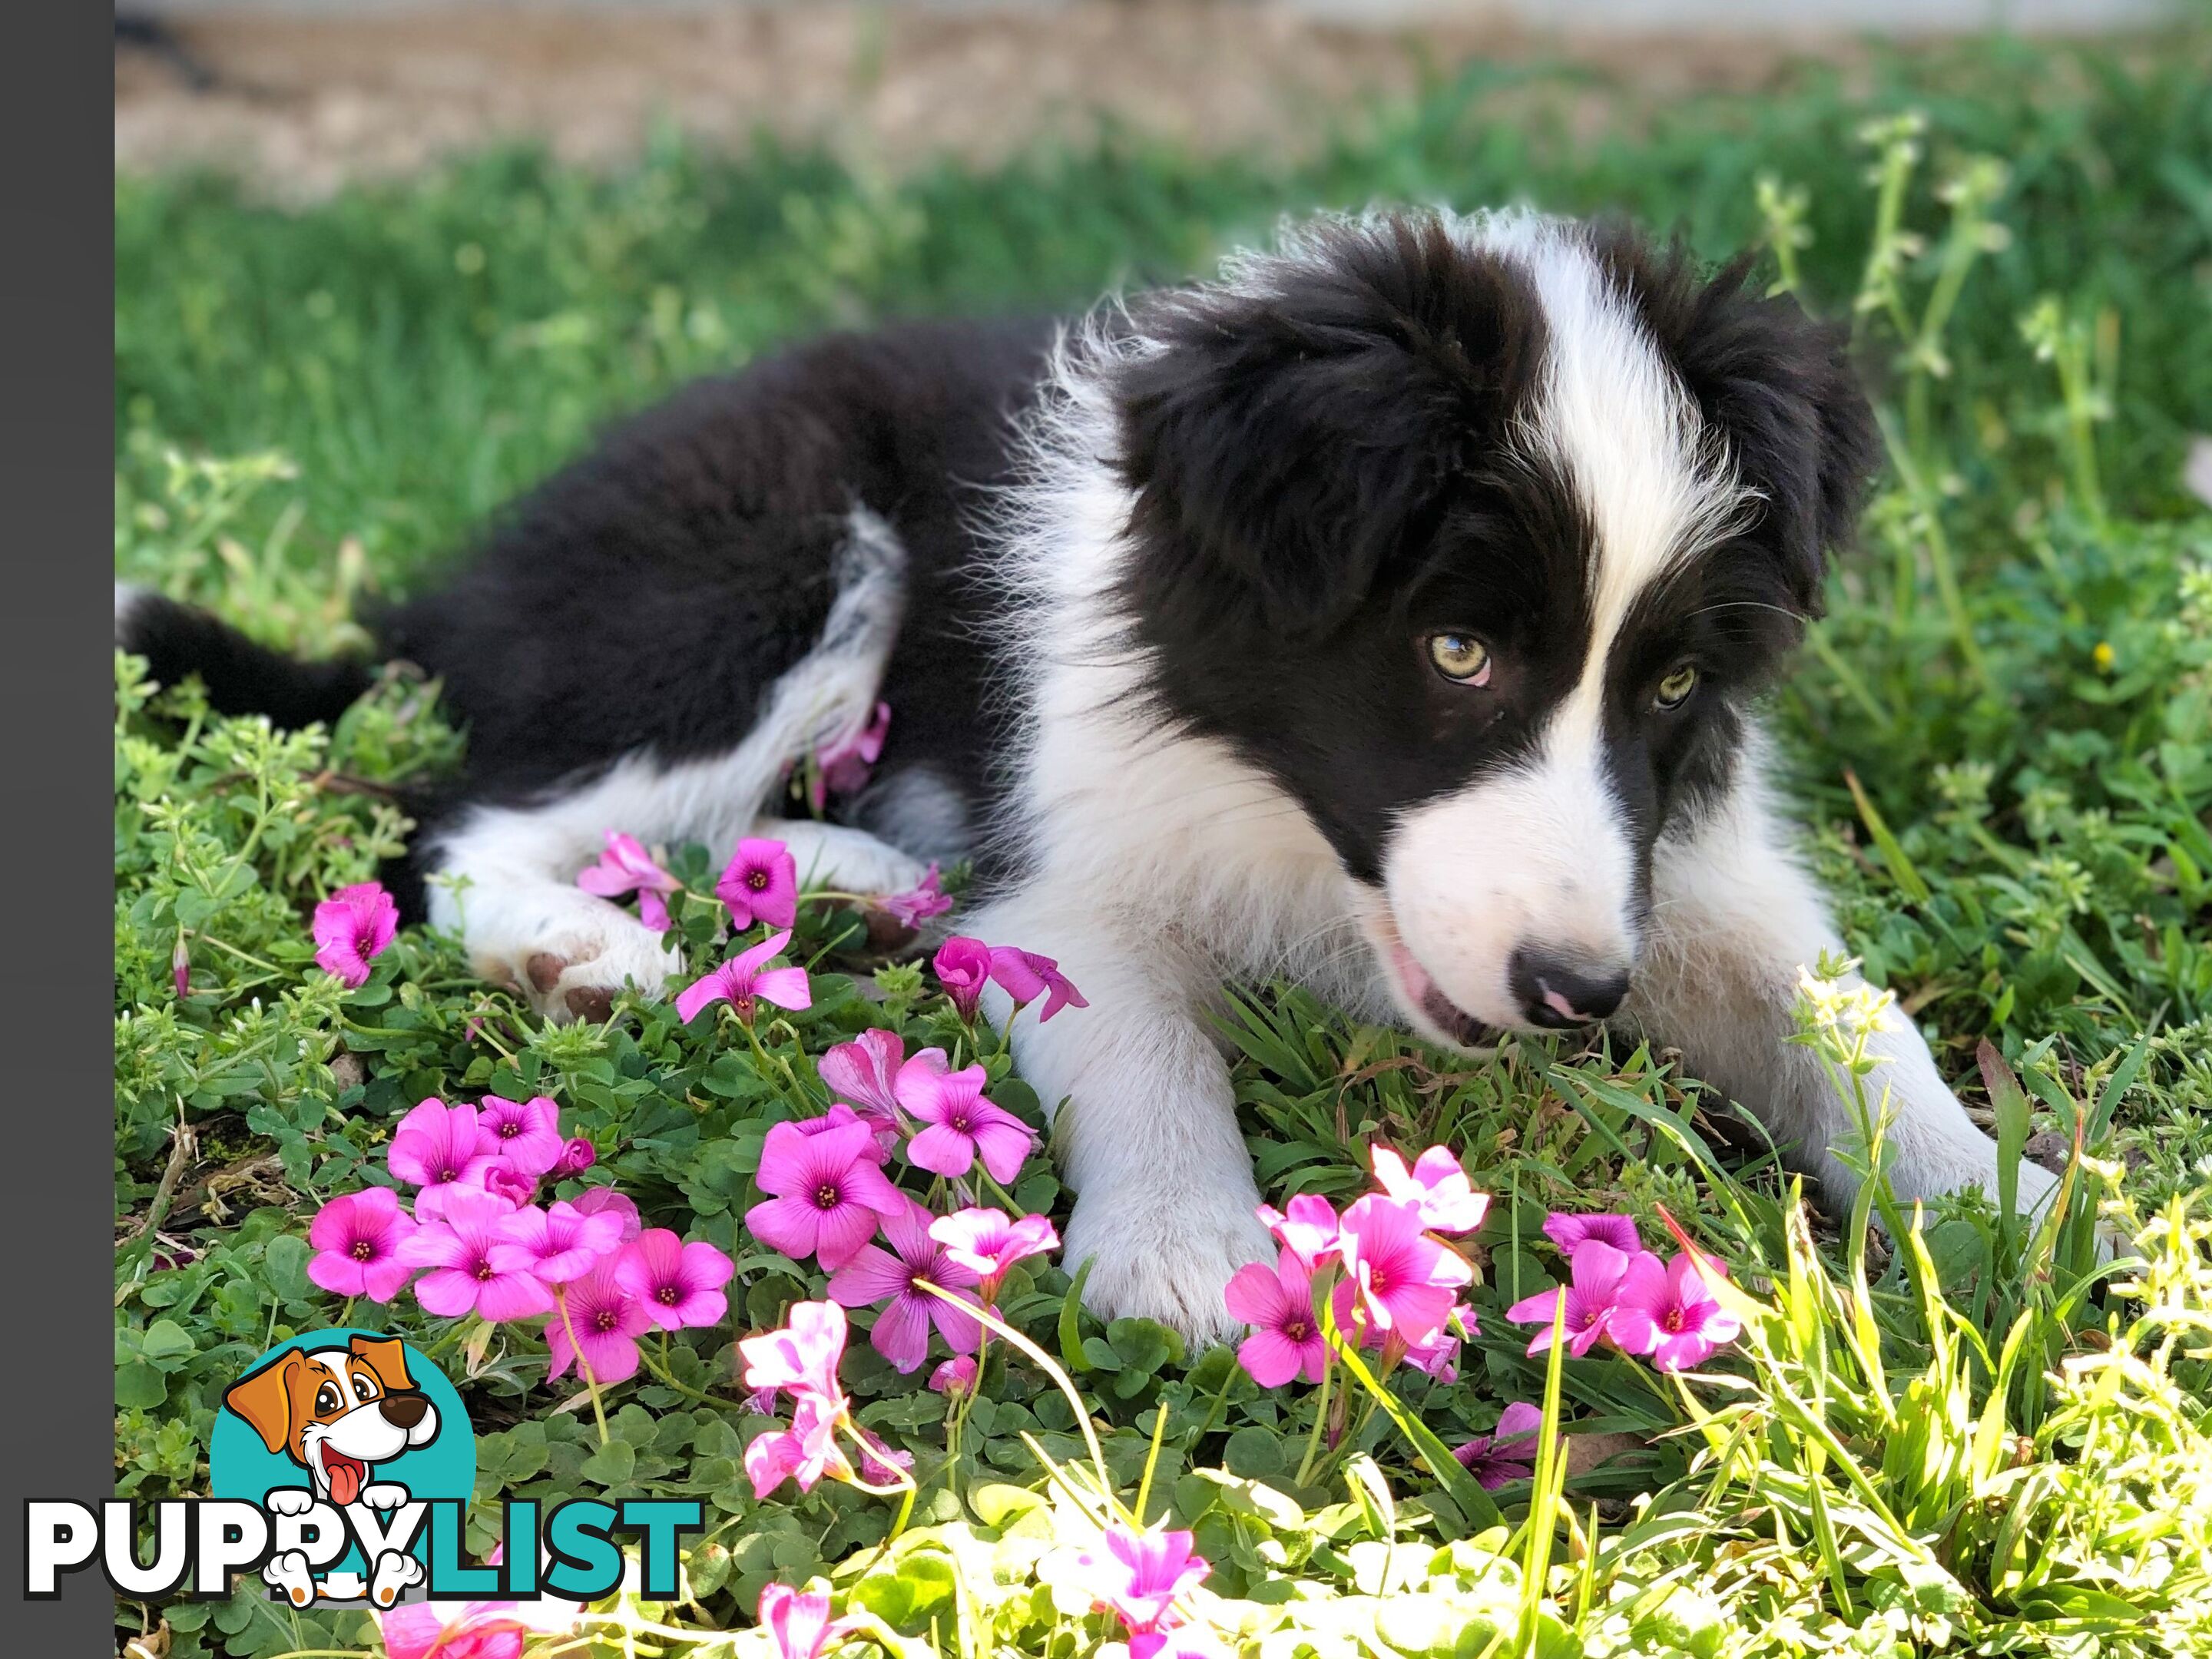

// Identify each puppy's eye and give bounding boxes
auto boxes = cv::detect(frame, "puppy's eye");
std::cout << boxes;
[316,1384,341,1415]
[353,1376,376,1402]
[1427,632,1493,686]
[1654,664,1699,710]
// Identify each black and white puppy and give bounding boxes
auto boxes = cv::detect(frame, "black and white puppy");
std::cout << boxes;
[121,209,2057,1339]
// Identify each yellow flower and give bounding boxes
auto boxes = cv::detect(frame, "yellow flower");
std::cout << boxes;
[2093,640,2116,672]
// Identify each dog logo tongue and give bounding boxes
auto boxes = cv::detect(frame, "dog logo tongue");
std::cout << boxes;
[326,1452,366,1506]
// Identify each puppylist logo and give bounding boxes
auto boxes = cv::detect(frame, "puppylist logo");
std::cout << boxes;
[25,1330,700,1607]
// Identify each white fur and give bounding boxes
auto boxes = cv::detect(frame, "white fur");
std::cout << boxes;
[425,507,919,1020]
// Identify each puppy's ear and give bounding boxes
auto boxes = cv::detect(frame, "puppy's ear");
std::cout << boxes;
[1115,214,1543,636]
[1591,226,1880,619]
[224,1354,301,1455]
[349,1335,415,1393]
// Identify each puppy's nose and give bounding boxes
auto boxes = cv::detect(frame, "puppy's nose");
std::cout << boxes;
[1510,947,1630,1028]
[379,1392,429,1429]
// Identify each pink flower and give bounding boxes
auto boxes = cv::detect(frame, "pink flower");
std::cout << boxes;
[476,1163,539,1210]
[376,1604,526,1659]
[896,1052,1035,1184]
[1328,1280,1467,1382]
[1453,1402,1543,1489]
[306,1187,418,1302]
[744,1392,848,1498]
[876,863,952,929]
[571,1187,641,1241]
[400,1189,555,1322]
[986,946,1088,1022]
[745,1118,909,1269]
[1073,1524,1210,1636]
[675,929,812,1025]
[386,1099,504,1203]
[576,831,681,932]
[616,1228,737,1331]
[758,1581,852,1659]
[546,1259,651,1385]
[476,1094,565,1177]
[827,1198,983,1373]
[717,838,799,932]
[1336,1194,1472,1347]
[816,1030,906,1145]
[1608,1251,1743,1371]
[311,881,398,988]
[1543,1213,1643,1255]
[549,1137,598,1179]
[1257,1193,1343,1273]
[1223,1249,1326,1387]
[932,936,992,1021]
[928,1207,1059,1300]
[1401,1309,1468,1382]
[740,1300,848,1404]
[793,1103,892,1166]
[1371,1145,1489,1235]
[811,702,890,810]
[929,1355,978,1396]
[1505,1240,1643,1358]
[488,1199,626,1286]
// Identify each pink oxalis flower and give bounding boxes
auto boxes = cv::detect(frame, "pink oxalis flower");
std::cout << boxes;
[616,1228,737,1331]
[549,1137,597,1179]
[1223,1248,1326,1387]
[1543,1212,1643,1255]
[717,838,799,932]
[745,1118,909,1269]
[929,1355,978,1396]
[575,830,681,932]
[476,1094,565,1178]
[675,929,812,1025]
[876,864,952,929]
[1336,1194,1472,1347]
[985,945,1088,1022]
[386,1099,504,1205]
[758,1581,851,1659]
[306,1187,418,1303]
[1257,1194,1343,1273]
[312,881,399,988]
[740,1299,849,1406]
[1074,1524,1210,1636]
[1370,1144,1489,1235]
[816,1029,906,1145]
[1608,1250,1743,1371]
[1505,1240,1641,1358]
[928,1207,1058,1298]
[546,1258,652,1386]
[896,1053,1035,1184]
[827,1198,983,1373]
[745,1391,849,1498]
[1453,1402,1544,1489]
[488,1198,626,1286]
[811,701,891,810]
[571,1186,641,1241]
[931,935,992,1020]
[401,1188,555,1322]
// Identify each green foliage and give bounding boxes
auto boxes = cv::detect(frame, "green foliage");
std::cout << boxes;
[111,29,2212,1659]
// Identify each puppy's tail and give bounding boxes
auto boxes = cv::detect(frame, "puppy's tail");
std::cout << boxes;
[114,584,376,729]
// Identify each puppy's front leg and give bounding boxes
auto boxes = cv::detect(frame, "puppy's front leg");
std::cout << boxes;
[1629,763,2058,1222]
[969,897,1273,1344]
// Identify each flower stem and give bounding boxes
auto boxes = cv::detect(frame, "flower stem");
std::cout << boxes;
[554,1286,611,1447]
[1293,1355,1336,1488]
[639,1337,725,1407]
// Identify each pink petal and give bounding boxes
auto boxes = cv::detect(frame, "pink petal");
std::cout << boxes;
[869,1297,932,1373]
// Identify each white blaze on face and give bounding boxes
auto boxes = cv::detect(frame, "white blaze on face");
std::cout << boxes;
[1378,224,1752,1035]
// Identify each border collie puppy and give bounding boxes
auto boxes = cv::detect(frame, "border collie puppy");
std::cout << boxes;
[120,209,2058,1339]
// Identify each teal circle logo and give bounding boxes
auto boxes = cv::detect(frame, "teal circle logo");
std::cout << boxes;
[210,1330,475,1604]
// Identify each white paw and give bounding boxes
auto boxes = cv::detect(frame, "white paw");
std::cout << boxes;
[369,1550,426,1608]
[491,904,684,1025]
[263,1548,316,1607]
[359,1482,409,1510]
[264,1486,316,1517]
[1063,1187,1275,1348]
[779,821,929,897]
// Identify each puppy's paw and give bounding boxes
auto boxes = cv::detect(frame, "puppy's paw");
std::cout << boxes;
[369,1549,426,1609]
[1063,1190,1275,1349]
[263,1549,316,1607]
[491,908,682,1025]
[263,1486,316,1517]
[359,1482,409,1510]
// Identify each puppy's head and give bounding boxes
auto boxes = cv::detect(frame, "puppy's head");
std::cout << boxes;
[223,1336,439,1505]
[1113,210,1876,1045]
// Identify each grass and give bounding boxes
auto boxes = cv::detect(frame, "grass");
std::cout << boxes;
[113,30,2212,1659]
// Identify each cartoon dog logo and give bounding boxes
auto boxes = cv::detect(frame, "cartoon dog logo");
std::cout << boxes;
[223,1334,440,1606]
